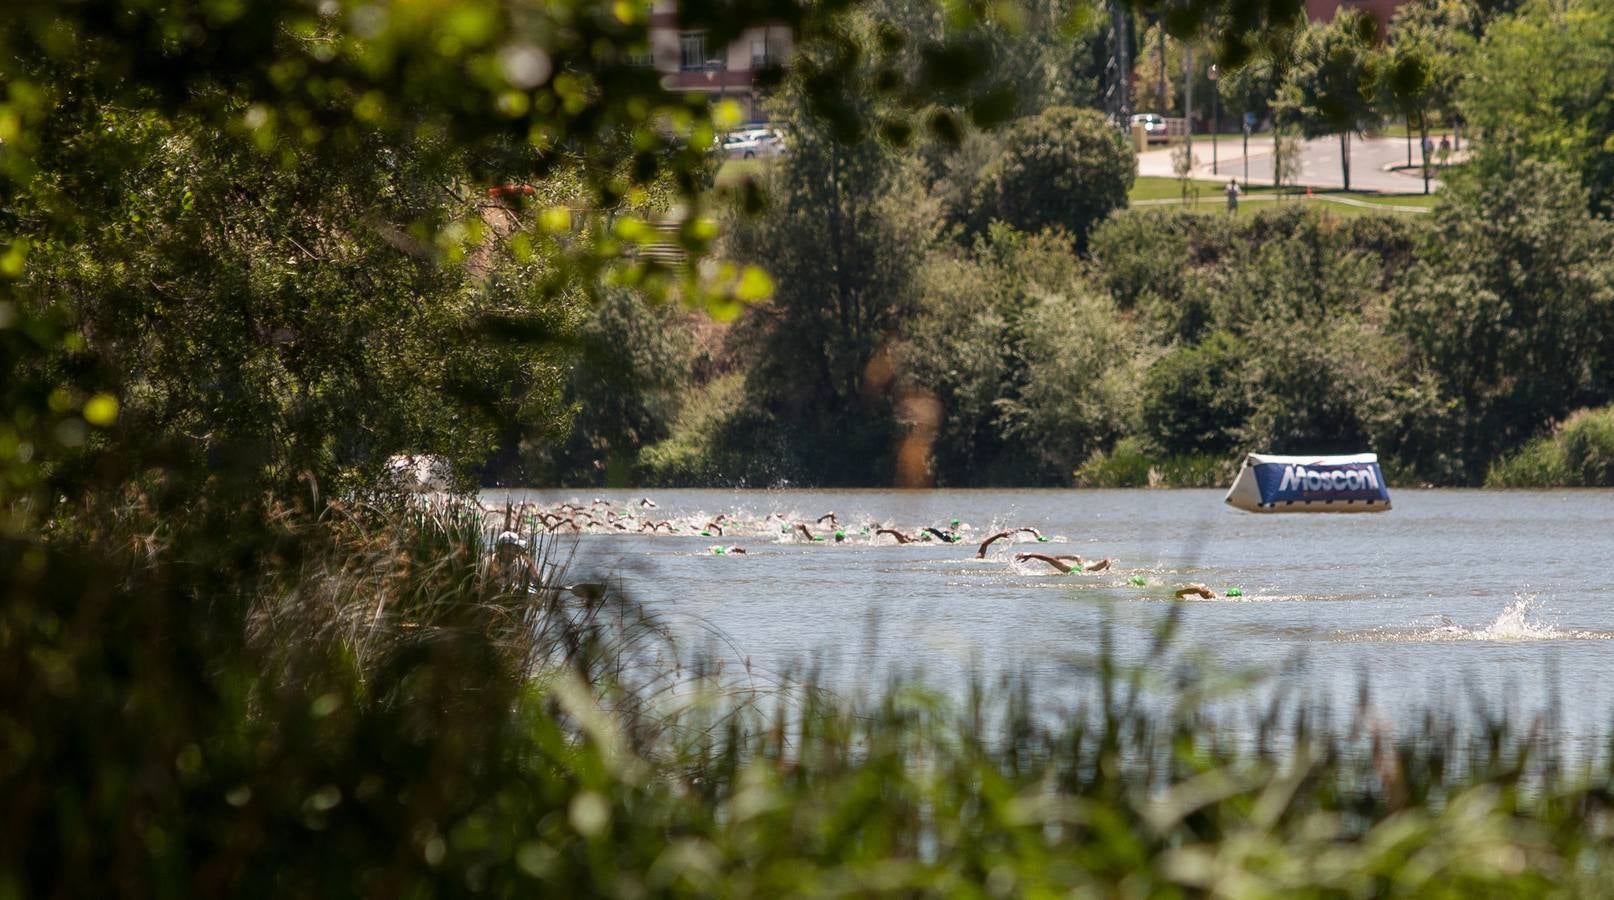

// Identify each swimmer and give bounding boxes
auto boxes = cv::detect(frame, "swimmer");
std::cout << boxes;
[876,528,918,544]
[794,523,826,543]
[922,526,963,544]
[817,512,839,527]
[975,527,1044,559]
[700,521,724,536]
[1174,584,1215,600]
[638,498,657,508]
[493,531,534,582]
[1015,552,1084,573]
[708,545,747,555]
[1083,558,1113,573]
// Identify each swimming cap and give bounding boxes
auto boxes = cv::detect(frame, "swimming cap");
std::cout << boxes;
[1226,587,1244,597]
[835,529,845,540]
[1037,536,1050,542]
[1128,575,1146,587]
[950,518,960,527]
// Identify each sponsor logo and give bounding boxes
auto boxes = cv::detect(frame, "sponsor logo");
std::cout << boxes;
[1276,464,1380,494]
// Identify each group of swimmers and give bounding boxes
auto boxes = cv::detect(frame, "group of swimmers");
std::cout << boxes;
[485,497,1245,599]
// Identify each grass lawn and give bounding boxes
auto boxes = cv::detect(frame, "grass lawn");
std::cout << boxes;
[715,157,767,187]
[1129,176,1439,217]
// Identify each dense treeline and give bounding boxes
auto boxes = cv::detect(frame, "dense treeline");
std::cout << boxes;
[541,127,1614,487]
[531,0,1614,488]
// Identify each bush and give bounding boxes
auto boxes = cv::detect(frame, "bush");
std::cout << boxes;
[637,372,754,486]
[997,285,1151,482]
[1487,404,1614,486]
[1139,331,1253,457]
[899,227,1086,485]
[963,106,1135,249]
[1077,437,1238,487]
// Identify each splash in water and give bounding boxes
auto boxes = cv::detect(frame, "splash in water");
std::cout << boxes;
[1345,594,1614,643]
[1469,595,1563,641]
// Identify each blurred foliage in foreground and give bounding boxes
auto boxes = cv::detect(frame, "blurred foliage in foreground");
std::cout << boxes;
[10,505,1614,896]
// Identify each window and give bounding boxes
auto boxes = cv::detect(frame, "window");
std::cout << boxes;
[679,32,706,71]
[624,45,654,68]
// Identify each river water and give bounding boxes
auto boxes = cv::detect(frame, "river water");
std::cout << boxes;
[485,488,1614,737]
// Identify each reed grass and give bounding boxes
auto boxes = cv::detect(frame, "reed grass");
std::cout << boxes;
[7,499,1614,896]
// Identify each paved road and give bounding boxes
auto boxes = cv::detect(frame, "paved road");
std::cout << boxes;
[1139,135,1442,194]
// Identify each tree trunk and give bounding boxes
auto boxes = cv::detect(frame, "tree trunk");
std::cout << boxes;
[1273,131,1282,193]
[1339,131,1351,192]
[825,142,848,403]
[1419,111,1431,196]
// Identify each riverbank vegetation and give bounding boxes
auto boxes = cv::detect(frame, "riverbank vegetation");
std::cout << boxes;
[16,500,1614,895]
[542,145,1614,488]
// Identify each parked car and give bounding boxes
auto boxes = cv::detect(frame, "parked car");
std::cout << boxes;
[721,128,786,160]
[1129,113,1169,144]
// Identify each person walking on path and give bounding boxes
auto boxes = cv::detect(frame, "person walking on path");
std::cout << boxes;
[1225,179,1240,215]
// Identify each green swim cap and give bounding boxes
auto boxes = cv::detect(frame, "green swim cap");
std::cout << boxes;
[950,518,960,527]
[700,530,712,537]
[1128,575,1147,587]
[1226,587,1244,597]
[1037,536,1050,542]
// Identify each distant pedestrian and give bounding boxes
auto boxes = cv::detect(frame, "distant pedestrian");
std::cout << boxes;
[1225,179,1240,214]
[1422,135,1435,159]
[1437,135,1452,167]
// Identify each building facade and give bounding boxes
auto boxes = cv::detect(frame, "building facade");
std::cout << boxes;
[648,2,793,123]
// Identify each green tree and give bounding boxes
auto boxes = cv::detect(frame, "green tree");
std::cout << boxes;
[1390,158,1614,482]
[1374,0,1472,194]
[900,226,1086,484]
[1275,12,1380,191]
[997,283,1151,482]
[726,80,940,484]
[1140,331,1254,456]
[1460,0,1614,214]
[536,290,693,486]
[1216,24,1301,190]
[963,106,1135,249]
